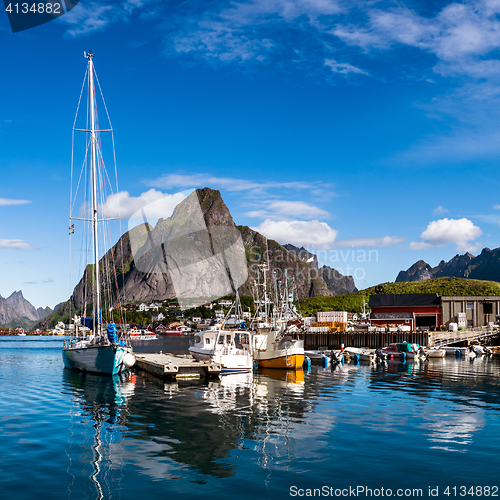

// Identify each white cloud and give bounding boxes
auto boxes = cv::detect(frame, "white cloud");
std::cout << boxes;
[325,59,368,76]
[245,200,329,219]
[0,239,36,250]
[0,198,31,206]
[252,219,338,249]
[433,205,450,215]
[408,241,433,250]
[62,0,154,36]
[173,20,274,63]
[148,173,327,195]
[410,217,482,252]
[494,204,500,210]
[100,189,187,222]
[333,236,406,248]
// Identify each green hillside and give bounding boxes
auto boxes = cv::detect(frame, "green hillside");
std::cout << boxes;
[299,276,500,316]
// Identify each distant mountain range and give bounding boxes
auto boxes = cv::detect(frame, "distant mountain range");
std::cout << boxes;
[396,247,500,283]
[0,291,53,328]
[39,188,356,328]
[283,244,357,295]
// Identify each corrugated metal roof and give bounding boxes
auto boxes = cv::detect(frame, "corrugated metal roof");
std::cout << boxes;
[369,293,440,307]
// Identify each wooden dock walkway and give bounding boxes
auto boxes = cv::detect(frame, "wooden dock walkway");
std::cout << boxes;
[134,353,222,380]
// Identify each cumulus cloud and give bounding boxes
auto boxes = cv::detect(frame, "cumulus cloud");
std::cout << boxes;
[100,189,187,222]
[410,217,482,252]
[333,236,406,248]
[252,219,338,249]
[0,239,36,250]
[0,198,31,206]
[246,200,329,219]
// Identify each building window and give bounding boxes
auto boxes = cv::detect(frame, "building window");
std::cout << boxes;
[468,319,473,327]
[466,303,474,310]
[483,303,493,314]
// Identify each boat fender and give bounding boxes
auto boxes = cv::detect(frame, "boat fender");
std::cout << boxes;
[321,355,329,368]
[400,352,406,361]
[304,356,311,371]
[122,352,136,368]
[354,354,359,364]
[455,349,461,358]
[253,360,259,373]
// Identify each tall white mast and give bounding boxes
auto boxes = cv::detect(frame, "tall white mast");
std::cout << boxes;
[88,51,101,335]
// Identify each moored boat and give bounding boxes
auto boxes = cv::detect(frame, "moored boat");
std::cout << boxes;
[62,52,135,376]
[424,348,446,358]
[189,325,253,373]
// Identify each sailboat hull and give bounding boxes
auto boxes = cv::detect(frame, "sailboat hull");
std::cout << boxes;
[62,344,130,376]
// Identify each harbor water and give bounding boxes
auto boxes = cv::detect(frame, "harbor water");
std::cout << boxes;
[1,336,500,499]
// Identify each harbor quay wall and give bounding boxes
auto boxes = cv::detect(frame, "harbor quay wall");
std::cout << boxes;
[303,331,431,350]
[303,328,500,349]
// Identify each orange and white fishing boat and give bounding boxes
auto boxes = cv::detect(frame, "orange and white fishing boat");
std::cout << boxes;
[251,259,304,370]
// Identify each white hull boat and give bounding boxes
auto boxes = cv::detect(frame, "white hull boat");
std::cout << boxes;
[189,326,253,373]
[425,348,446,358]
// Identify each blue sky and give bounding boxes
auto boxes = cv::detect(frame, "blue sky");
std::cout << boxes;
[2,0,500,308]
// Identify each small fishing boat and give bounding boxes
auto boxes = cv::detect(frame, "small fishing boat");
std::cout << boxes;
[344,347,384,362]
[251,263,304,369]
[128,328,157,341]
[189,326,253,373]
[382,342,425,359]
[470,344,492,356]
[62,52,135,376]
[424,348,446,358]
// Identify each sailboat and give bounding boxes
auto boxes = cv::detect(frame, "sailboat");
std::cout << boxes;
[62,51,135,376]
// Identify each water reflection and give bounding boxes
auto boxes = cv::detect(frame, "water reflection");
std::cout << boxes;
[59,357,500,497]
[62,370,136,500]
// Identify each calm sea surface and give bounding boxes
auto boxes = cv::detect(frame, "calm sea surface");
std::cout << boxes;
[1,336,500,500]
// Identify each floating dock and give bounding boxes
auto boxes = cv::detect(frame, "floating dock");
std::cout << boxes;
[134,353,222,380]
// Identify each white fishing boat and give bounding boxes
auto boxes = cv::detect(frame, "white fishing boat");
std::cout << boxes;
[62,52,135,376]
[470,344,492,356]
[189,325,253,373]
[424,348,446,358]
[344,347,385,362]
[304,347,331,360]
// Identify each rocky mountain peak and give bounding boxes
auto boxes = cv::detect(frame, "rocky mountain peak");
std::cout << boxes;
[395,260,433,282]
[283,244,318,270]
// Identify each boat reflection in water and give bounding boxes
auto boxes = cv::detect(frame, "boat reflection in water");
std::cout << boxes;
[62,370,136,500]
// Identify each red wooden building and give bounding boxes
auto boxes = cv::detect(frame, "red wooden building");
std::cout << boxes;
[369,294,442,330]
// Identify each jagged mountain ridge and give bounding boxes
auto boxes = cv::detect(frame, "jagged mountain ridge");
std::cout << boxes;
[283,243,357,295]
[396,248,500,283]
[0,291,53,327]
[40,188,345,327]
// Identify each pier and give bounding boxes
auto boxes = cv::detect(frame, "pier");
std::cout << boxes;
[303,328,500,350]
[134,353,222,380]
